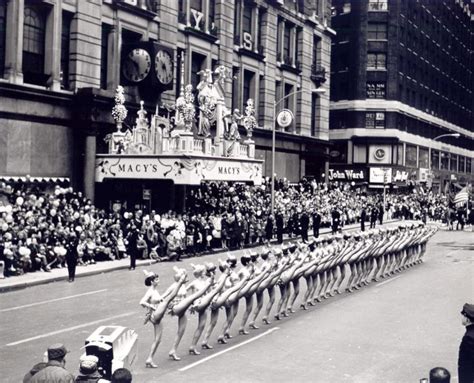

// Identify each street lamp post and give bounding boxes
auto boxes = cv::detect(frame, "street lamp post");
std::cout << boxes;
[270,87,326,216]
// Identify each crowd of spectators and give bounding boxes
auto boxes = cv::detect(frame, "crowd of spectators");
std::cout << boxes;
[0,178,461,278]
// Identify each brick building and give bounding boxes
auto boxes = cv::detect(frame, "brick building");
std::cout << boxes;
[329,0,473,191]
[0,0,334,208]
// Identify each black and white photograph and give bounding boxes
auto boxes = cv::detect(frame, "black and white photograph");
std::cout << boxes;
[0,0,473,382]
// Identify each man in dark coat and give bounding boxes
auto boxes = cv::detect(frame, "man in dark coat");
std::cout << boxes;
[331,208,341,234]
[275,211,284,244]
[459,303,474,383]
[370,206,378,229]
[265,215,274,242]
[126,224,140,270]
[312,210,321,238]
[65,235,78,283]
[300,211,309,243]
[360,206,367,232]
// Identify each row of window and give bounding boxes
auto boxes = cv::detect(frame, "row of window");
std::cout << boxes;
[351,143,472,174]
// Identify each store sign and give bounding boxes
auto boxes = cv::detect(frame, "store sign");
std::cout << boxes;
[243,32,253,50]
[370,167,392,183]
[393,170,408,182]
[95,156,263,185]
[328,168,366,181]
[366,82,386,99]
[191,9,204,30]
[418,168,429,182]
[369,145,391,164]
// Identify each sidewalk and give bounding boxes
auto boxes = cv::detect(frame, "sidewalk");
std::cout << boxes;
[0,219,402,293]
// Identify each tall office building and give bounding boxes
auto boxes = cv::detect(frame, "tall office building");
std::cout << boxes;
[0,0,334,207]
[329,0,473,191]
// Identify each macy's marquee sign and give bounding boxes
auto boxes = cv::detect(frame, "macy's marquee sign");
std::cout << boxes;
[95,156,263,185]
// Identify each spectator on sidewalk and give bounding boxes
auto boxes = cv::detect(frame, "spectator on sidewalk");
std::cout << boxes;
[111,368,132,383]
[428,367,451,383]
[312,209,321,238]
[30,343,75,383]
[458,303,474,383]
[360,206,367,232]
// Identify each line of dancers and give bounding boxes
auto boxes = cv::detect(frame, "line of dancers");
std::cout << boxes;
[139,222,437,368]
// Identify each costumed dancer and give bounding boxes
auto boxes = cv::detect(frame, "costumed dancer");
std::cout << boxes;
[139,268,187,368]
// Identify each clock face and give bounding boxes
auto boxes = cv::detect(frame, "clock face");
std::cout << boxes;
[122,48,151,83]
[155,50,173,85]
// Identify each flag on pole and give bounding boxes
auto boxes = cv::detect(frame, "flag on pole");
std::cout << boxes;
[454,187,469,207]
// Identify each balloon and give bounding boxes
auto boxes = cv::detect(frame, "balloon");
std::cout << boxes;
[54,189,61,196]
[53,200,60,207]
[1,223,8,231]
[154,214,161,223]
[5,215,13,223]
[50,209,57,216]
[206,235,212,242]
[229,187,235,193]
[73,212,80,220]
[75,225,83,233]
[16,196,24,206]
[212,229,218,237]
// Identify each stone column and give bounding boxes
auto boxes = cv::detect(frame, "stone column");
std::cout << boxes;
[83,135,97,202]
[4,0,24,84]
[252,6,258,53]
[108,22,121,90]
[45,0,62,91]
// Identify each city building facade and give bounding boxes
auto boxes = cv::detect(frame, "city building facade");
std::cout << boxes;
[329,0,473,192]
[0,0,333,210]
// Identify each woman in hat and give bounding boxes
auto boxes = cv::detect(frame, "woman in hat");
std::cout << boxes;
[167,266,213,361]
[189,262,230,354]
[139,268,187,368]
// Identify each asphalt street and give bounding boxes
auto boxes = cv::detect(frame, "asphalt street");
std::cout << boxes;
[0,226,472,383]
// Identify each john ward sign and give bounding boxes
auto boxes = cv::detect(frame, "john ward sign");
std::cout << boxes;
[95,155,263,185]
[328,168,366,182]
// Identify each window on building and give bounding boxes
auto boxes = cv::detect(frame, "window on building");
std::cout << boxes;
[0,2,6,78]
[60,12,73,90]
[284,83,293,110]
[232,67,239,111]
[450,154,458,172]
[23,6,47,85]
[397,145,404,165]
[367,53,386,70]
[419,147,429,168]
[312,35,320,66]
[440,152,449,170]
[234,0,241,44]
[242,4,252,34]
[466,157,472,174]
[190,0,202,12]
[100,24,111,90]
[431,150,439,170]
[208,0,215,28]
[191,52,206,92]
[257,10,265,53]
[283,23,291,64]
[365,112,385,128]
[353,144,367,163]
[368,0,388,11]
[459,156,465,173]
[243,69,254,107]
[367,23,387,40]
[405,145,417,168]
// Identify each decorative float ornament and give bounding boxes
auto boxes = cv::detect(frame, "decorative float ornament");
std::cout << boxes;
[243,99,257,138]
[111,85,128,132]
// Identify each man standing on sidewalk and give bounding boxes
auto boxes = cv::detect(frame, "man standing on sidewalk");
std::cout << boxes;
[312,209,321,238]
[360,206,367,232]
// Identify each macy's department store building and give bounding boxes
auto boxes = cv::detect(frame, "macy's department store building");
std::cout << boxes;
[0,0,334,211]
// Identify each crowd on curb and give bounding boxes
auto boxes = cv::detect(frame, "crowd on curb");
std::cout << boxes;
[0,178,467,279]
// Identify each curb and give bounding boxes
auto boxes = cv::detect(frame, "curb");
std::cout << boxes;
[0,219,402,293]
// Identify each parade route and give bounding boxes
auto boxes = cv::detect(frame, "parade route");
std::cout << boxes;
[0,224,471,382]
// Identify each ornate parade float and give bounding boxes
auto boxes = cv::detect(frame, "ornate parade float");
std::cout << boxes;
[95,66,263,190]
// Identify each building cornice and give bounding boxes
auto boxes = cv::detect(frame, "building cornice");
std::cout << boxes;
[330,100,474,139]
